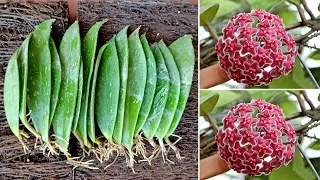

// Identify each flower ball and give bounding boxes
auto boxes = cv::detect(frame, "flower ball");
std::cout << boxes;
[215,99,297,176]
[215,9,297,86]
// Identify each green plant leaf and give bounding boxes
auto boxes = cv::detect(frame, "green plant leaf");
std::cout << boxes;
[279,101,298,116]
[308,50,320,60]
[269,148,315,180]
[287,0,301,5]
[269,60,315,89]
[308,140,320,150]
[247,90,279,101]
[247,0,281,10]
[215,90,241,108]
[200,1,219,26]
[204,0,241,18]
[292,60,316,88]
[278,10,298,25]
[200,93,219,116]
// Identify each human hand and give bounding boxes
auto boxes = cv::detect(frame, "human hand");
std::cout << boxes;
[200,64,229,89]
[200,154,229,180]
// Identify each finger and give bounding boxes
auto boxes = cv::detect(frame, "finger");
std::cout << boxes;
[200,64,229,89]
[200,154,229,180]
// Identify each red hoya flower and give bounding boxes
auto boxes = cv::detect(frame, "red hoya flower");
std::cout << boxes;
[215,99,297,176]
[215,9,297,86]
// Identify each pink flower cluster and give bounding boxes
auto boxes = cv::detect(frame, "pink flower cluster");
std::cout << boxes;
[215,99,297,176]
[215,9,298,86]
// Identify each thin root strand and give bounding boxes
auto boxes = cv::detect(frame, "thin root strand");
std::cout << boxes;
[165,137,183,160]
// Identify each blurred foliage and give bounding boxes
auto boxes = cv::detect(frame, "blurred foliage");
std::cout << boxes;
[200,0,320,88]
[269,149,316,180]
[308,50,320,60]
[309,140,320,150]
[269,60,316,89]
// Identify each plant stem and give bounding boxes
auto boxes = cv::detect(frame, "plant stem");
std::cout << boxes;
[297,144,320,180]
[301,90,316,110]
[204,112,219,133]
[295,3,307,24]
[204,21,219,42]
[297,55,320,89]
[301,0,315,20]
[295,93,308,113]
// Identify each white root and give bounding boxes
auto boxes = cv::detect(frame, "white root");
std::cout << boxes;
[146,138,161,162]
[124,149,136,173]
[164,135,183,160]
[67,157,98,170]
[158,138,174,164]
[132,133,150,165]
[18,138,29,154]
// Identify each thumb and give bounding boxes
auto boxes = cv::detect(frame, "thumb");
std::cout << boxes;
[200,154,229,180]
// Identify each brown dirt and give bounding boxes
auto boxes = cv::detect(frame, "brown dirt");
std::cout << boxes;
[0,1,198,179]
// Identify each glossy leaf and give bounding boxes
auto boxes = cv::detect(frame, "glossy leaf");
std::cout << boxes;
[122,27,147,149]
[308,50,320,60]
[308,140,320,150]
[200,2,219,26]
[77,19,107,147]
[200,93,219,116]
[247,0,280,10]
[210,0,241,18]
[287,0,301,5]
[52,21,81,154]
[135,34,157,137]
[4,51,21,138]
[113,26,129,145]
[27,19,55,143]
[49,37,61,125]
[216,90,241,108]
[95,37,120,142]
[278,11,298,25]
[270,60,315,89]
[165,35,195,137]
[269,148,315,180]
[142,43,169,139]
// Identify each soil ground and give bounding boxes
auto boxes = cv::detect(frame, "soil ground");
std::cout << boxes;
[0,1,198,179]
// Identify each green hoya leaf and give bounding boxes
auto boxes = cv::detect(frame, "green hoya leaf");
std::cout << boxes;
[209,0,241,18]
[278,11,298,25]
[308,50,320,60]
[292,60,316,88]
[308,140,320,150]
[200,93,219,116]
[200,90,217,97]
[270,60,315,89]
[215,90,241,108]
[269,148,315,180]
[279,101,298,116]
[247,90,278,101]
[200,1,219,26]
[247,0,281,10]
[287,0,301,5]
